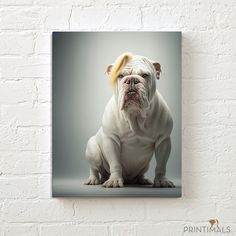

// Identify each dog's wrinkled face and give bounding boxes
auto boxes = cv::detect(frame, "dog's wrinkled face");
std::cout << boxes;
[107,54,161,118]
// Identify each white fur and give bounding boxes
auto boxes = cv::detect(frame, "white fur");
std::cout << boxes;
[85,55,175,188]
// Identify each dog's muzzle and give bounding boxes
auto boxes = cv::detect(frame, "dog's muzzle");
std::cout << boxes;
[126,77,139,95]
[121,76,144,110]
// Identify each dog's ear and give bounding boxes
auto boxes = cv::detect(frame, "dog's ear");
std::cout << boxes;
[153,62,161,80]
[106,64,113,75]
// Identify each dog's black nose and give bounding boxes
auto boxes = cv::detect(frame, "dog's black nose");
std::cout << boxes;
[125,77,140,90]
[125,77,140,84]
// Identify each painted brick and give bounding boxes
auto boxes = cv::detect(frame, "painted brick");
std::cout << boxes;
[217,200,236,223]
[38,175,51,198]
[35,34,51,55]
[2,200,74,222]
[0,7,44,30]
[0,79,35,104]
[136,223,185,236]
[74,199,145,222]
[0,126,36,151]
[97,0,145,7]
[0,153,50,174]
[0,177,38,199]
[183,149,217,173]
[180,3,215,31]
[217,153,236,174]
[2,104,51,126]
[184,127,236,154]
[142,7,182,30]
[0,34,34,55]
[37,127,51,153]
[111,224,136,236]
[34,0,94,6]
[183,31,236,55]
[0,57,50,79]
[40,224,109,236]
[44,7,71,30]
[0,0,33,5]
[35,79,51,102]
[146,198,216,221]
[183,102,236,127]
[4,224,38,236]
[214,5,236,29]
[183,54,236,79]
[71,7,141,30]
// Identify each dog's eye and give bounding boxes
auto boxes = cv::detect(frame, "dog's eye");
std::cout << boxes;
[118,74,124,78]
[142,73,149,78]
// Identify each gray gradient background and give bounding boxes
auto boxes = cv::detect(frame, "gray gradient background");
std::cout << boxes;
[52,32,181,197]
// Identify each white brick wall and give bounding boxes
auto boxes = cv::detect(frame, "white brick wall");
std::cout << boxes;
[0,0,235,235]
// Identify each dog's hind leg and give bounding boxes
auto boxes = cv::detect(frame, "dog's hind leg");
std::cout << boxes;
[84,136,102,185]
[153,137,175,188]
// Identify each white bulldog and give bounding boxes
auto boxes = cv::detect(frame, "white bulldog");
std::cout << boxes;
[85,53,175,188]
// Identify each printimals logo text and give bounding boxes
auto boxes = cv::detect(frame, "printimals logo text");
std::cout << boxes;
[183,219,231,234]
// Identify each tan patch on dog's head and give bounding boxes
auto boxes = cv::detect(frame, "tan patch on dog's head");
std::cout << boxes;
[107,52,133,88]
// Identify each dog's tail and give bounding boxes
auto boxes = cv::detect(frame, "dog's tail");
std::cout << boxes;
[110,52,133,87]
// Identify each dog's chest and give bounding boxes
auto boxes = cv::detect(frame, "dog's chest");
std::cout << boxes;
[118,116,157,142]
[120,124,154,155]
[119,134,154,176]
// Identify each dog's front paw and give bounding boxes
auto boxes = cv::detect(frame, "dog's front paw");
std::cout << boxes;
[102,177,124,188]
[153,177,175,188]
[84,176,101,185]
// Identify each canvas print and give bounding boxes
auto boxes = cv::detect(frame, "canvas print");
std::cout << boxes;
[52,32,181,197]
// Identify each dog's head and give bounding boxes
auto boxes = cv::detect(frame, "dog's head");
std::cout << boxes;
[106,53,161,118]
